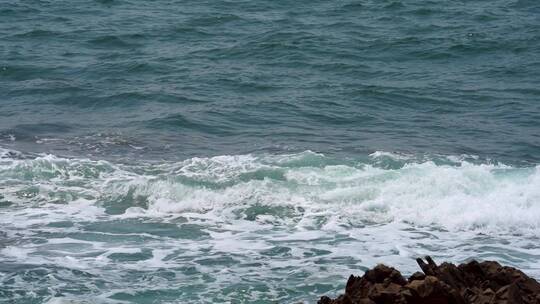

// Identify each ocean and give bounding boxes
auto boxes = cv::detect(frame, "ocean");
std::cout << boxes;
[1,0,540,303]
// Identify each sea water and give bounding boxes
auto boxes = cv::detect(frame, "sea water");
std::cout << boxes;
[1,0,540,303]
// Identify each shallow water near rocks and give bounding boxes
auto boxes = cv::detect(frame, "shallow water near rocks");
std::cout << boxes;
[1,150,540,303]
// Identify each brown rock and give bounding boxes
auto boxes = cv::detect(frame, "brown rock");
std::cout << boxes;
[408,272,426,282]
[317,256,540,304]
[364,264,407,286]
[404,276,460,303]
[369,283,404,303]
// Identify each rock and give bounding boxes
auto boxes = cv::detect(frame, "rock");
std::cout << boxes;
[369,283,404,304]
[408,272,426,282]
[317,256,540,304]
[364,264,407,286]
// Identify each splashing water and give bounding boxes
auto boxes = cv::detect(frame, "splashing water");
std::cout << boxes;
[1,149,539,303]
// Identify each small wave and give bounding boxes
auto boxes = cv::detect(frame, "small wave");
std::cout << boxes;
[145,113,236,135]
[86,35,141,49]
[186,13,243,27]
[11,29,60,38]
[0,148,23,159]
[0,149,538,235]
[1,149,540,302]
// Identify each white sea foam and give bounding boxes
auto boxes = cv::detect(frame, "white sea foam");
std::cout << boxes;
[1,149,540,301]
[369,150,412,160]
[1,150,539,233]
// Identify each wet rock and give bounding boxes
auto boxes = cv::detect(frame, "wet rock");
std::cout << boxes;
[364,264,407,286]
[317,257,540,304]
[408,272,426,282]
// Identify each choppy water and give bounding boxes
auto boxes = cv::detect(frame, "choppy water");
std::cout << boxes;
[1,0,540,303]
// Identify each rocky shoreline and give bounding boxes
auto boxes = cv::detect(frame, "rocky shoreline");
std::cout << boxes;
[318,257,540,304]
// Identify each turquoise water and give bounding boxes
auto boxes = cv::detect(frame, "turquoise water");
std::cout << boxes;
[1,0,540,303]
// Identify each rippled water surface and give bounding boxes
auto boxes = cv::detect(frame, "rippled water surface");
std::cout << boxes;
[1,0,540,303]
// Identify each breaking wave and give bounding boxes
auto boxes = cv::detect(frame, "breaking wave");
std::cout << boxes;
[1,148,540,302]
[1,148,539,234]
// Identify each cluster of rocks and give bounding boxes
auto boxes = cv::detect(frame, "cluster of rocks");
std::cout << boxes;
[318,257,540,304]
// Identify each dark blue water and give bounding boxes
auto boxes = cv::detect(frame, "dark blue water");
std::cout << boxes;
[1,1,540,303]
[2,0,540,163]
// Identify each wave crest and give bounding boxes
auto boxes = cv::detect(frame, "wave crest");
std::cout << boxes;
[1,149,539,234]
